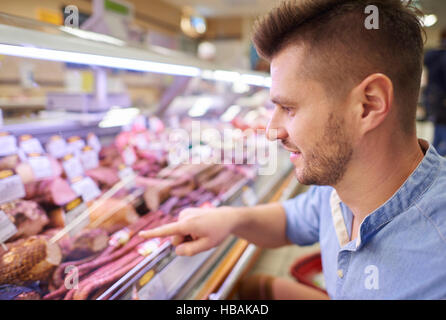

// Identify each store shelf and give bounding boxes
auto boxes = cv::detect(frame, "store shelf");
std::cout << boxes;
[0,13,270,87]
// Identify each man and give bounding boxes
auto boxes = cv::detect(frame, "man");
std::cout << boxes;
[423,29,446,156]
[141,0,446,299]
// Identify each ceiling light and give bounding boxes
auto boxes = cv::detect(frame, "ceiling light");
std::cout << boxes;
[0,44,201,77]
[421,14,437,28]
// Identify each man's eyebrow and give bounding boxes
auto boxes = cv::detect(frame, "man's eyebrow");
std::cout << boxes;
[270,96,296,106]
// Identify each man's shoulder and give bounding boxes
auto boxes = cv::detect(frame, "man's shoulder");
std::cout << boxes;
[414,159,446,243]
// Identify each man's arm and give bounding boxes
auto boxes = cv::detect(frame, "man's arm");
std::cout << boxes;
[139,202,290,256]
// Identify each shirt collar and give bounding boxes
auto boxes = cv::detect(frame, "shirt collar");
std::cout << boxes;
[331,139,442,249]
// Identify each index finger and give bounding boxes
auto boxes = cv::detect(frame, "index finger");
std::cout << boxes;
[138,222,184,239]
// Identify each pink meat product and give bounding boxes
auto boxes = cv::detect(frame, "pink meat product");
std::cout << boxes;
[73,212,164,278]
[54,213,170,299]
[24,177,77,206]
[201,169,244,195]
[0,200,49,242]
[51,253,101,289]
[159,196,180,215]
[72,253,145,300]
[194,192,216,207]
[85,167,120,190]
[59,228,109,262]
[99,145,120,166]
[187,188,207,202]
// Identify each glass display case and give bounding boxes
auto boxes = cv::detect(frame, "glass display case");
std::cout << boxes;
[0,13,298,300]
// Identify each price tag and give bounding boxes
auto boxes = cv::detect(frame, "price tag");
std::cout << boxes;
[0,170,26,205]
[80,147,99,171]
[137,238,161,256]
[62,154,85,181]
[63,197,89,237]
[28,154,53,180]
[0,210,18,243]
[19,135,44,154]
[71,176,101,203]
[118,165,136,190]
[46,136,68,159]
[87,133,101,153]
[122,146,136,166]
[138,275,167,300]
[67,136,85,157]
[0,132,18,157]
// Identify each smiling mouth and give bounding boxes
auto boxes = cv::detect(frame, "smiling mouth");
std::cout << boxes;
[280,142,301,154]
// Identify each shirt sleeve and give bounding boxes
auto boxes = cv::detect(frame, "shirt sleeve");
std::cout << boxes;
[281,185,324,246]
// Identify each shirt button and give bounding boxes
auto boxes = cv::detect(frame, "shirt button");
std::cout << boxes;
[337,269,344,279]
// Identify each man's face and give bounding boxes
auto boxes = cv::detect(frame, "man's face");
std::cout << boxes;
[267,45,354,186]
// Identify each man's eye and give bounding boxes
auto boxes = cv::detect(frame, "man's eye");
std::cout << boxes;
[282,106,293,113]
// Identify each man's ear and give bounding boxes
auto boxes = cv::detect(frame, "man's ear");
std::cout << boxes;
[352,73,394,135]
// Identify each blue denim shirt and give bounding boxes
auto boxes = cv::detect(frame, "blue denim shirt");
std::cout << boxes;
[282,140,446,299]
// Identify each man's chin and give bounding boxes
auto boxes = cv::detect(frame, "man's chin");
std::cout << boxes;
[293,168,311,185]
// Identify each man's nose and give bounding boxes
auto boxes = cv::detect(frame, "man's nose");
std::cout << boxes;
[266,109,288,141]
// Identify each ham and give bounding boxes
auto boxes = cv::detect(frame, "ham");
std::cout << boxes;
[0,236,61,285]
[0,200,49,242]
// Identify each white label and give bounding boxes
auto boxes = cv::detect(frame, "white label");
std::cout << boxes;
[68,139,85,157]
[64,201,90,237]
[28,155,53,179]
[87,135,101,153]
[122,147,136,166]
[0,135,18,157]
[46,139,68,159]
[118,166,136,190]
[63,157,85,181]
[0,174,26,205]
[0,210,18,243]
[71,177,101,203]
[20,138,44,154]
[80,150,99,171]
[138,275,167,300]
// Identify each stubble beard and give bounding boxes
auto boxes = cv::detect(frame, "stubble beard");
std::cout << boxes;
[296,113,353,186]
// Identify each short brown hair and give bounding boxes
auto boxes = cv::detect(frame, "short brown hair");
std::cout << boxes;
[253,0,425,134]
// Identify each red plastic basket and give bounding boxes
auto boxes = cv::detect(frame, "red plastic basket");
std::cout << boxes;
[289,251,327,294]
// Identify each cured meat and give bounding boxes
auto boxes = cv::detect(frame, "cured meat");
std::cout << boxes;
[71,251,144,300]
[99,145,120,167]
[0,236,61,285]
[0,200,49,242]
[159,196,180,215]
[85,167,120,190]
[195,164,225,185]
[201,169,244,195]
[137,177,174,212]
[0,155,20,171]
[59,229,109,261]
[88,198,140,233]
[25,177,77,206]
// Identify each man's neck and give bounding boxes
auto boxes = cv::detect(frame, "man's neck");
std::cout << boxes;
[334,136,425,222]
